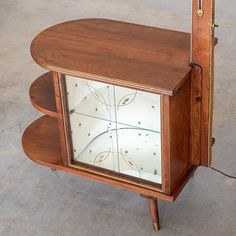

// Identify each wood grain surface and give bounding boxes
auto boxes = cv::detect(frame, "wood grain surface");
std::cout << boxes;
[192,0,215,166]
[22,115,196,202]
[190,65,202,165]
[29,72,57,117]
[162,77,192,194]
[31,18,192,96]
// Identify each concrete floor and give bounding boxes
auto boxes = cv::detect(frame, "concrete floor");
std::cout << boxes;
[0,0,235,235]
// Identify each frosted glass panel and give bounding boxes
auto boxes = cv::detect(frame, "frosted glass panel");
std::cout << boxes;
[65,78,114,121]
[65,75,162,184]
[115,86,161,132]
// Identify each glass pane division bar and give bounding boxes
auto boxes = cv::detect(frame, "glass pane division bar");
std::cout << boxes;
[64,75,162,184]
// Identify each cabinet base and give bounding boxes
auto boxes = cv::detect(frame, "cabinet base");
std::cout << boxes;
[22,115,197,202]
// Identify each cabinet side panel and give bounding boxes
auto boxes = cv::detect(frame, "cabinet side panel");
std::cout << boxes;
[53,72,69,166]
[169,76,192,194]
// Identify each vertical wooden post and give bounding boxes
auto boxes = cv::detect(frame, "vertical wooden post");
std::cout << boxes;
[191,0,216,166]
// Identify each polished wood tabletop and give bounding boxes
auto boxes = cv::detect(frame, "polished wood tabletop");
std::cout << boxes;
[31,18,191,95]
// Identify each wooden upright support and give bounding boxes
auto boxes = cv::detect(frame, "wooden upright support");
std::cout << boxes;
[191,0,216,166]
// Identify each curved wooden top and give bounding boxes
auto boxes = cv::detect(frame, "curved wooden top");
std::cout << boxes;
[31,18,191,95]
[29,72,57,117]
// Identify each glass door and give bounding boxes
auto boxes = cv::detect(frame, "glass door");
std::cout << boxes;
[64,75,162,184]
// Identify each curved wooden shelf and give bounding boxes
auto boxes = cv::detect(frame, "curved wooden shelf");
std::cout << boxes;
[29,72,57,117]
[22,116,62,166]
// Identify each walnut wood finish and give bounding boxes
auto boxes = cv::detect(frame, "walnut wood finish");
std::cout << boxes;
[162,76,192,194]
[23,2,218,230]
[192,0,215,166]
[22,116,62,165]
[60,72,194,196]
[22,115,197,202]
[31,18,192,96]
[29,72,57,117]
[169,78,192,193]
[27,71,196,197]
[190,65,202,165]
[27,70,196,195]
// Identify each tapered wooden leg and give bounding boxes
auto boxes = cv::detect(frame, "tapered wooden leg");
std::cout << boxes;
[147,198,160,231]
[140,194,160,231]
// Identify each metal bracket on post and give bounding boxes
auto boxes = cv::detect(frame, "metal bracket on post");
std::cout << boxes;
[191,0,215,167]
[197,0,204,17]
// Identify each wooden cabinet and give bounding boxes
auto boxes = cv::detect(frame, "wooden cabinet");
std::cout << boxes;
[22,1,217,231]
